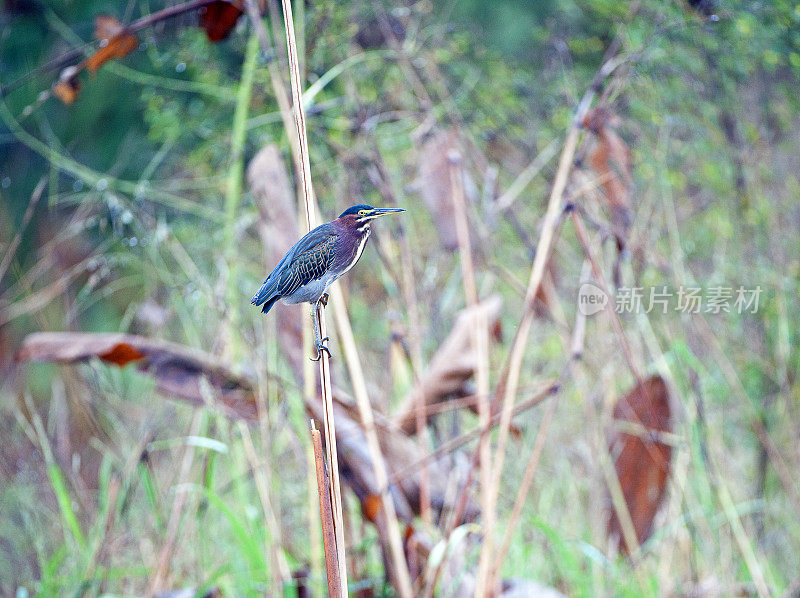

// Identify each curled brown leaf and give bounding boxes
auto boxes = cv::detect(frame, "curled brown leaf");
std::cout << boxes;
[16,332,257,419]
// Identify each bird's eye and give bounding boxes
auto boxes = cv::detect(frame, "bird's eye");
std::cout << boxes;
[358,210,367,216]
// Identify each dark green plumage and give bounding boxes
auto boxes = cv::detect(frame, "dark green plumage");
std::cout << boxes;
[251,225,337,314]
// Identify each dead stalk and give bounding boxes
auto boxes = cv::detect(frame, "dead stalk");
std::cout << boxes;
[330,289,414,597]
[313,301,347,594]
[275,1,348,593]
[485,129,570,568]
[447,150,494,596]
[311,421,343,598]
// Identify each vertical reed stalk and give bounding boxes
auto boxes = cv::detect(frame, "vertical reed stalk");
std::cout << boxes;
[447,150,493,596]
[276,1,348,593]
[311,420,343,597]
[329,287,414,598]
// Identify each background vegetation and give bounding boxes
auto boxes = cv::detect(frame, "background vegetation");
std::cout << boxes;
[1,0,799,596]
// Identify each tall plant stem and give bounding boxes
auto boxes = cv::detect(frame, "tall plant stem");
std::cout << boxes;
[447,150,493,596]
[276,1,348,594]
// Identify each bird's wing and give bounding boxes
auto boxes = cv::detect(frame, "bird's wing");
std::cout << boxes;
[251,224,337,309]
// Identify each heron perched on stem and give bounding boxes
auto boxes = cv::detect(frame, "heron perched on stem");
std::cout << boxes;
[251,204,404,360]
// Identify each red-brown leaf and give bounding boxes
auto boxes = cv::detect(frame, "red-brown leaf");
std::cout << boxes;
[97,342,146,366]
[16,332,257,419]
[199,0,244,42]
[607,375,672,555]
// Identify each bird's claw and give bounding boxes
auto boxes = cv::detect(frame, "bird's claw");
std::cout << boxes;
[319,293,329,307]
[310,337,332,361]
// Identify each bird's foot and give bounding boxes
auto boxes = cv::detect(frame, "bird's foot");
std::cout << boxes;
[319,293,329,307]
[310,337,332,361]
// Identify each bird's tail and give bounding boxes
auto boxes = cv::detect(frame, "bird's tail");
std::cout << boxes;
[259,295,280,314]
[251,278,279,313]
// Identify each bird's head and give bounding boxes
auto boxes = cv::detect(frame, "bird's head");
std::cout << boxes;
[338,204,404,229]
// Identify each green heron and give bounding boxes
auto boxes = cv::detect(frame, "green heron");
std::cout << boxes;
[251,204,404,360]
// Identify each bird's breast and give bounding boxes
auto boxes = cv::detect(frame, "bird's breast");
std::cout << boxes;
[334,228,370,276]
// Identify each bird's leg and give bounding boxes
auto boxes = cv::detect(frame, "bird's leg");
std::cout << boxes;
[310,301,332,361]
[319,292,329,307]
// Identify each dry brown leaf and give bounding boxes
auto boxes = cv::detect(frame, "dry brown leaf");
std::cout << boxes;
[246,144,304,375]
[394,295,503,434]
[607,375,673,555]
[416,129,462,251]
[15,332,257,419]
[582,107,632,252]
[199,0,244,42]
